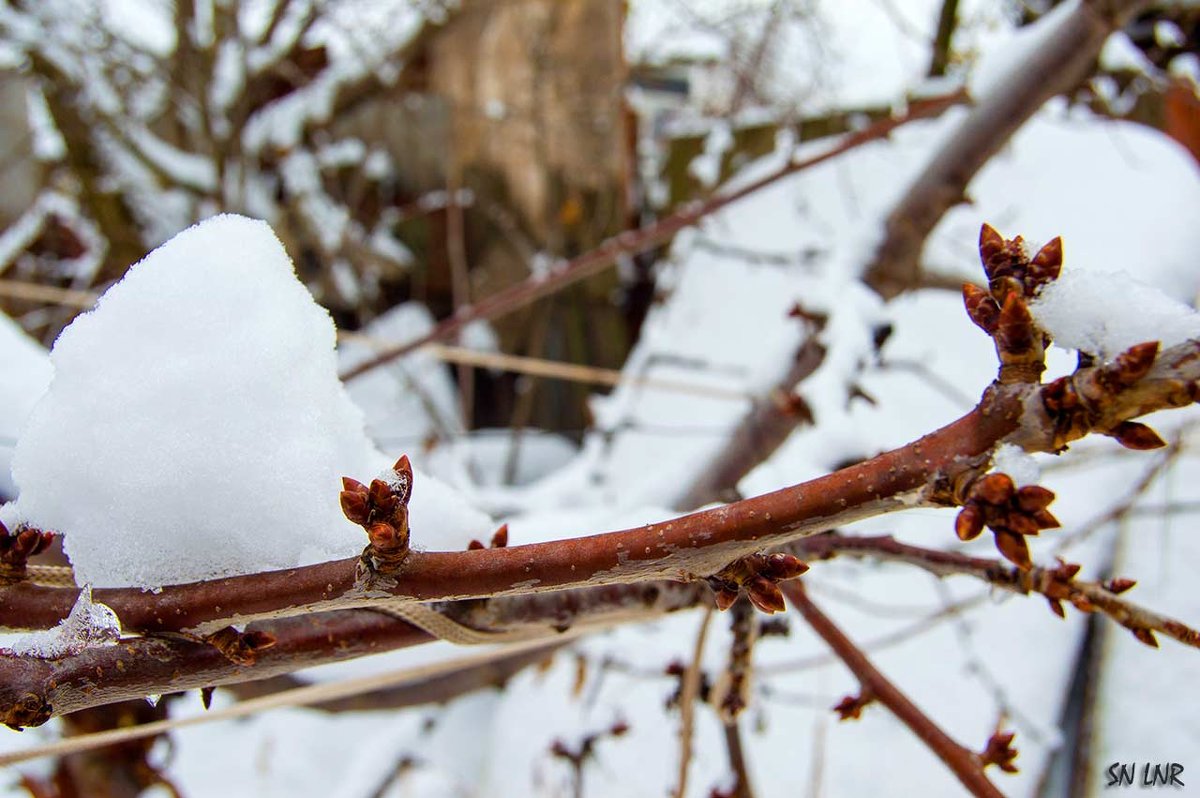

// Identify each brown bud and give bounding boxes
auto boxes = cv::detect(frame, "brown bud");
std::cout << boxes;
[1054,560,1081,580]
[759,553,809,581]
[1031,509,1061,530]
[1027,237,1062,288]
[963,283,1000,334]
[339,490,369,525]
[1106,577,1136,594]
[712,586,740,612]
[1047,598,1066,619]
[341,477,367,494]
[490,524,509,549]
[368,522,400,550]
[955,505,985,541]
[1005,512,1039,537]
[1016,485,1055,513]
[1111,341,1159,387]
[1131,628,1159,648]
[974,473,1016,505]
[392,455,414,503]
[833,693,872,721]
[995,294,1035,355]
[744,577,786,614]
[980,730,1019,773]
[1108,421,1167,450]
[979,224,1006,279]
[467,539,485,550]
[994,530,1032,570]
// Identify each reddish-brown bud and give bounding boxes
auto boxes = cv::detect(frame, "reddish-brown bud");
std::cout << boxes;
[1005,512,1039,537]
[979,224,1006,279]
[341,477,367,494]
[392,455,414,503]
[1111,341,1159,387]
[955,505,985,541]
[995,530,1032,570]
[759,552,809,581]
[467,539,485,550]
[490,524,509,549]
[833,693,873,721]
[1031,510,1061,530]
[1027,236,1063,288]
[980,731,1019,773]
[1131,628,1159,648]
[963,283,1000,334]
[995,294,1035,354]
[1106,577,1137,594]
[367,522,400,550]
[339,490,369,525]
[744,577,786,614]
[1047,598,1066,619]
[974,473,1016,505]
[1016,485,1055,513]
[712,586,740,612]
[1108,421,1167,450]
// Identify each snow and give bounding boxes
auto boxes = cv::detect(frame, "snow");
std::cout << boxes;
[3,586,120,659]
[992,443,1041,488]
[1030,268,1200,360]
[3,214,488,590]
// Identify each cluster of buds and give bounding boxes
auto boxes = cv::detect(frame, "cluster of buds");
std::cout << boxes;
[978,729,1019,774]
[340,455,413,574]
[962,224,1062,384]
[832,690,874,721]
[0,519,54,585]
[1041,341,1174,452]
[706,552,809,613]
[204,626,277,666]
[955,473,1059,570]
[467,523,509,550]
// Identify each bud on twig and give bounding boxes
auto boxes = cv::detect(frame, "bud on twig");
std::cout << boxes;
[341,455,414,575]
[707,553,809,614]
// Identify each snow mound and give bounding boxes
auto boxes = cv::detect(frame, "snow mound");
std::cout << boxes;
[8,214,384,589]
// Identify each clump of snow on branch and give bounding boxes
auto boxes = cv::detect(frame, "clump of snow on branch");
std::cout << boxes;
[1030,268,1200,360]
[8,215,389,589]
[992,443,1041,488]
[3,586,119,659]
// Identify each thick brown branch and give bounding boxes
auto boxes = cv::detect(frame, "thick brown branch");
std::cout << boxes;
[783,581,1006,798]
[338,91,966,383]
[3,338,1196,639]
[0,580,705,725]
[864,0,1150,297]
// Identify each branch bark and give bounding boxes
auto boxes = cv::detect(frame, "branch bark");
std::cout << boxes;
[863,0,1151,298]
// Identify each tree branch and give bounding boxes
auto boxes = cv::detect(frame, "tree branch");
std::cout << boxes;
[864,0,1150,297]
[783,581,1007,798]
[3,337,1197,639]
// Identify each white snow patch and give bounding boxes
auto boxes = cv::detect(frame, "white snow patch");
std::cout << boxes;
[8,214,382,589]
[992,443,1041,487]
[1030,268,1200,359]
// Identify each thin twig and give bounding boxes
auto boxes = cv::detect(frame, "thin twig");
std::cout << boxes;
[674,606,714,798]
[783,581,1006,798]
[339,90,966,382]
